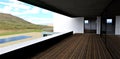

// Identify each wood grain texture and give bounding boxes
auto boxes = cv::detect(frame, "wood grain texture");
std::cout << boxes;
[106,35,120,59]
[31,34,112,59]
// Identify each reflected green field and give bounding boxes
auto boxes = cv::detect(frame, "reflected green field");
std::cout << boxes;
[0,28,53,36]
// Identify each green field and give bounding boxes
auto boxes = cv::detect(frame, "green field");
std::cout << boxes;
[0,29,42,36]
[0,13,53,36]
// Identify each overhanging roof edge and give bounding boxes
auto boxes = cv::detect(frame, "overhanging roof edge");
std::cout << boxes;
[19,0,76,17]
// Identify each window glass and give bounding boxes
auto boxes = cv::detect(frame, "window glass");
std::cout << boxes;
[85,20,89,24]
[0,0,55,45]
[107,19,112,23]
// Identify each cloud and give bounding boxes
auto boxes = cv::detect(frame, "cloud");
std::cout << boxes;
[26,7,40,14]
[0,0,30,10]
[0,0,41,15]
[0,0,55,16]
[2,6,11,13]
[9,0,18,2]
[41,8,51,14]
[0,2,11,5]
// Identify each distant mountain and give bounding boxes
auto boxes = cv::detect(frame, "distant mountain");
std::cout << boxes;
[0,13,52,30]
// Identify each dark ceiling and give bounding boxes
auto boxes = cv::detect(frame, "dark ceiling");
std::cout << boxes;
[19,0,120,18]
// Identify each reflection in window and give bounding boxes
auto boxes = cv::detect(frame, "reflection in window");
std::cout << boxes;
[85,20,89,24]
[107,19,112,23]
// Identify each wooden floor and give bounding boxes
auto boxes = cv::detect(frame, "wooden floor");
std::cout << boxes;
[106,35,120,59]
[32,34,113,59]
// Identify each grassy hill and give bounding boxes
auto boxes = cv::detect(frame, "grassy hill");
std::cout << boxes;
[0,13,53,36]
[0,13,52,30]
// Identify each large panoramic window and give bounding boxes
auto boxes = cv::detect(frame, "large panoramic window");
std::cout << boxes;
[0,0,54,45]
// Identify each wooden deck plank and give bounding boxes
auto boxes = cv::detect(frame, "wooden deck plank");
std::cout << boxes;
[32,34,112,59]
[106,35,120,59]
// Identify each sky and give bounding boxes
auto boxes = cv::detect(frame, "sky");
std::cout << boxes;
[0,0,54,25]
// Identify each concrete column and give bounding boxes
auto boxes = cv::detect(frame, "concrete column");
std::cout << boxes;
[96,16,101,34]
[115,16,120,35]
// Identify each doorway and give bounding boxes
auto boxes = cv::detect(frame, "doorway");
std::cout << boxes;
[106,19,115,34]
[84,19,97,33]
